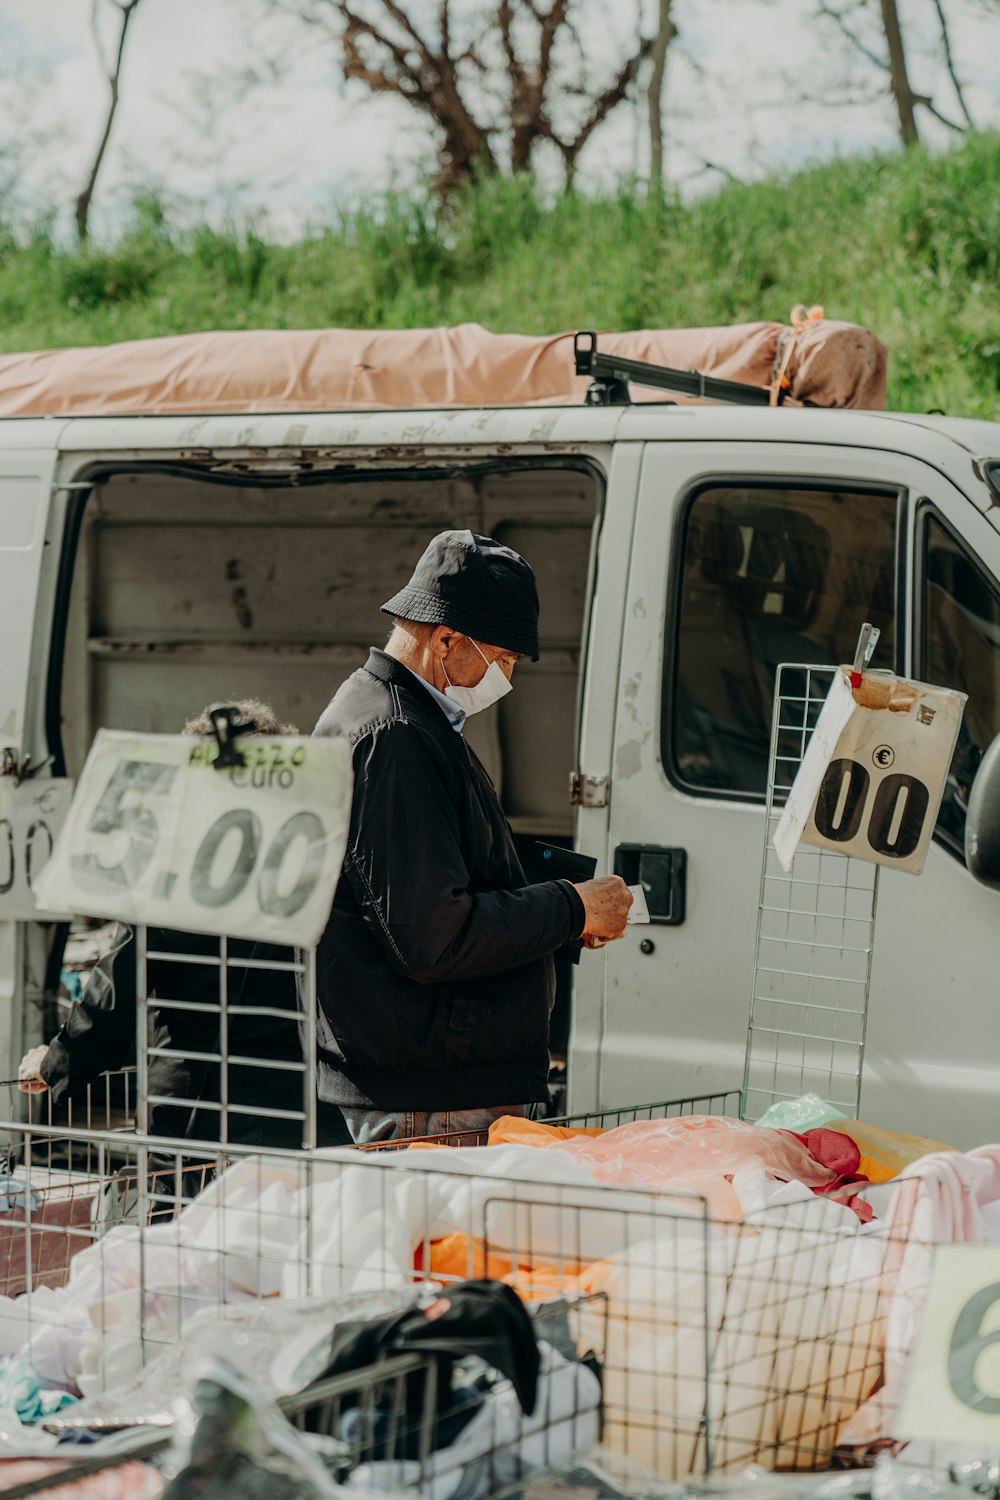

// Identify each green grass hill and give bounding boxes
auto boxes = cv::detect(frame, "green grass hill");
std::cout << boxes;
[1,130,997,419]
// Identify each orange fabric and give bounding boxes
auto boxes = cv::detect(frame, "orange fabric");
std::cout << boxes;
[419,1232,596,1301]
[857,1155,895,1185]
[0,318,887,418]
[486,1115,605,1146]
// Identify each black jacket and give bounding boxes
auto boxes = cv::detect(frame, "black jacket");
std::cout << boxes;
[40,924,349,1148]
[313,650,585,1110]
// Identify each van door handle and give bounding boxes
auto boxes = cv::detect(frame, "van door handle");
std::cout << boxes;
[613,844,687,926]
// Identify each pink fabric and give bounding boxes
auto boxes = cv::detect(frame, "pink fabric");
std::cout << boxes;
[0,1459,161,1496]
[545,1115,838,1193]
[839,1143,1000,1447]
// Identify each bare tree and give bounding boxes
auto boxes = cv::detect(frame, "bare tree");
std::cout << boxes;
[280,0,651,194]
[74,0,143,243]
[930,0,976,126]
[879,0,919,143]
[816,0,969,147]
[647,0,677,190]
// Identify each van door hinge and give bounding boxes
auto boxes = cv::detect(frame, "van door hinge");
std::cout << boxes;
[569,771,609,808]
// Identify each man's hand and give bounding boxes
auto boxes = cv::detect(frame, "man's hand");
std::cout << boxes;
[18,1045,49,1095]
[573,875,633,943]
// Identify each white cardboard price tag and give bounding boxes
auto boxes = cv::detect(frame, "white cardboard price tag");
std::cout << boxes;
[33,731,353,948]
[774,669,966,875]
[626,884,650,924]
[897,1245,1000,1443]
[0,779,74,921]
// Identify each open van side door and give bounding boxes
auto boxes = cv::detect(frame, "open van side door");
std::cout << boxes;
[572,437,1000,1147]
[0,436,63,1075]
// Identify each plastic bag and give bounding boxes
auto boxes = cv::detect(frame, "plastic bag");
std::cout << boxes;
[161,1356,341,1500]
[755,1093,847,1131]
[543,1115,838,1192]
[825,1117,958,1181]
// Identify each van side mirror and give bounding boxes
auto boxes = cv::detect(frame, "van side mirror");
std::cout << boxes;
[965,733,1000,888]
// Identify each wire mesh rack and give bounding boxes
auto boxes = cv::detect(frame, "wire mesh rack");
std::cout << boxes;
[743,663,879,1123]
[0,1436,168,1499]
[356,1090,745,1152]
[0,1101,985,1484]
[0,1070,138,1299]
[133,927,321,1152]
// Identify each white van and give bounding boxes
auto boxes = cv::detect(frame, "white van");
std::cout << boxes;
[2,399,998,1144]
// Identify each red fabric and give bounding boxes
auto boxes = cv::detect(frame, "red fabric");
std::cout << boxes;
[793,1128,862,1178]
[784,1128,874,1223]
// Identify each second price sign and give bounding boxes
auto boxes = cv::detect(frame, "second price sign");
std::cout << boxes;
[33,730,353,949]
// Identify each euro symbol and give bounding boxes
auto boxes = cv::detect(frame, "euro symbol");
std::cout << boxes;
[872,745,895,770]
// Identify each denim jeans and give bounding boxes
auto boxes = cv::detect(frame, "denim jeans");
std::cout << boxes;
[340,1103,532,1146]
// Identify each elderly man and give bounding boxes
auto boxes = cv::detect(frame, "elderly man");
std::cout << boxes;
[313,530,632,1144]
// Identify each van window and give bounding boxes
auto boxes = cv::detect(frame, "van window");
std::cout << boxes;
[669,483,897,797]
[923,513,1000,854]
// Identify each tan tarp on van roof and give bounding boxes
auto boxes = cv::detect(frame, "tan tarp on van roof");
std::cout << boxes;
[0,317,886,418]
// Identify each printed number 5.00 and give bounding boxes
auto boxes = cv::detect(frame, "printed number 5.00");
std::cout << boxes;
[70,760,178,891]
[814,757,930,860]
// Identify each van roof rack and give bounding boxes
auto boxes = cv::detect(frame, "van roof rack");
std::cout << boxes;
[574,329,776,407]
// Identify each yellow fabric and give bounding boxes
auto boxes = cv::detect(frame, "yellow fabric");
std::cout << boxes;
[827,1118,957,1179]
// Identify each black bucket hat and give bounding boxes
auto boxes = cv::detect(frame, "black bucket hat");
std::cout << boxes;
[381,530,540,660]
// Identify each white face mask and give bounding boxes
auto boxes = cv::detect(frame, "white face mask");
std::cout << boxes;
[442,638,513,717]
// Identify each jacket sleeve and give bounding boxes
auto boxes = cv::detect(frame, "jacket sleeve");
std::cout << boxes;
[343,722,584,984]
[40,923,137,1103]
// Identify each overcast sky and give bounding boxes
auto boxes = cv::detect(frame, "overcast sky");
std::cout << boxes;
[1,0,998,239]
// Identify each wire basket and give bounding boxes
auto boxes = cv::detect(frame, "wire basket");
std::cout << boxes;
[744,662,880,1122]
[0,1104,976,1483]
[356,1089,744,1152]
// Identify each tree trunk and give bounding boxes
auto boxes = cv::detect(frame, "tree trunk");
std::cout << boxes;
[75,76,120,244]
[878,0,919,146]
[75,0,141,244]
[931,0,975,129]
[647,0,675,191]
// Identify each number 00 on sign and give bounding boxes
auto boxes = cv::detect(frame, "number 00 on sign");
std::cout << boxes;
[33,730,353,948]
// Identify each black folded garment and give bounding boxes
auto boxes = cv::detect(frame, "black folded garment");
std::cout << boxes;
[321,1279,541,1455]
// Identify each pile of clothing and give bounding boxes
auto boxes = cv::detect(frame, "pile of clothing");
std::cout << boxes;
[0,1101,996,1489]
[0,1281,601,1499]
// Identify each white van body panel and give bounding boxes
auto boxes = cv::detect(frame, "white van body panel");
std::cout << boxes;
[571,434,1000,1148]
[0,435,66,1081]
[0,401,996,1141]
[54,405,629,460]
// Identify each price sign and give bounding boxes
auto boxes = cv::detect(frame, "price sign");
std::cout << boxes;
[0,779,74,920]
[897,1245,1000,1443]
[33,731,353,948]
[774,670,966,876]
